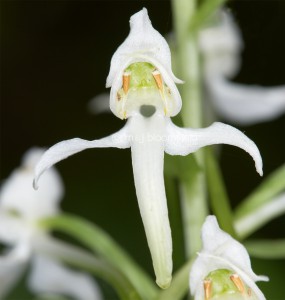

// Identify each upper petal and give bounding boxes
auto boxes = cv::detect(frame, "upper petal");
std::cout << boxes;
[106,8,182,117]
[165,120,263,175]
[28,255,102,300]
[34,124,131,189]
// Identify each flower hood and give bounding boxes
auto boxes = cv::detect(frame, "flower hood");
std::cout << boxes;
[106,8,183,118]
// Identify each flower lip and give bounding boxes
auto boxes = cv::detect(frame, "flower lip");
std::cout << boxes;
[106,8,183,119]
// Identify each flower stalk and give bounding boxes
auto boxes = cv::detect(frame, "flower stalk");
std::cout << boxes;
[39,214,158,300]
[172,0,207,257]
[34,236,143,300]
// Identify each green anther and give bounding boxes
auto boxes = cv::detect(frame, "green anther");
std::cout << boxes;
[125,63,157,89]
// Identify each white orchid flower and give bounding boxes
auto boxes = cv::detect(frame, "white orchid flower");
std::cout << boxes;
[33,8,263,289]
[200,10,285,126]
[0,148,101,300]
[190,215,268,300]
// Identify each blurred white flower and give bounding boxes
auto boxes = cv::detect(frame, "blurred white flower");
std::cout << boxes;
[190,215,268,300]
[200,10,285,125]
[88,93,111,115]
[0,148,101,300]
[34,8,262,289]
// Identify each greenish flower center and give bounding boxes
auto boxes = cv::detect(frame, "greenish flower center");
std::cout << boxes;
[115,62,175,119]
[125,62,157,89]
[204,269,257,300]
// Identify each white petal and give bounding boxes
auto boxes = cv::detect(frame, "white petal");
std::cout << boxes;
[190,216,268,300]
[207,76,285,125]
[0,212,28,244]
[199,10,243,78]
[0,242,30,299]
[201,216,265,280]
[235,193,285,238]
[28,255,102,300]
[165,120,263,175]
[129,113,172,288]
[88,93,110,114]
[0,148,64,220]
[106,8,182,117]
[34,124,131,189]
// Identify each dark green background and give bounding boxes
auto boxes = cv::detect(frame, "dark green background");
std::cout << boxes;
[1,1,285,299]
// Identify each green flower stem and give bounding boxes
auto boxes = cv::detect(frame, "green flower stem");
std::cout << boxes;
[244,239,285,259]
[172,0,207,257]
[235,163,285,219]
[172,0,202,129]
[205,148,237,238]
[235,194,285,239]
[189,0,228,32]
[165,171,186,270]
[156,258,194,300]
[35,236,141,300]
[39,214,158,300]
[179,170,207,257]
[34,297,68,300]
[59,258,140,300]
[234,163,285,239]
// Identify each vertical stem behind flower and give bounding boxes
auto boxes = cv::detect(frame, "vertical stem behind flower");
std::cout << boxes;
[172,0,207,257]
[165,174,186,270]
